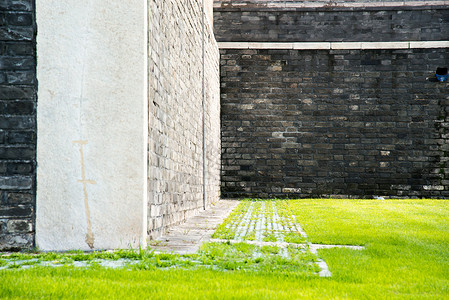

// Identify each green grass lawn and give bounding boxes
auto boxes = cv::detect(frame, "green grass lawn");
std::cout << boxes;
[1,199,448,299]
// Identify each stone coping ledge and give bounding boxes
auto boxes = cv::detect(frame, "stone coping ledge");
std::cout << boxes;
[218,41,449,50]
[214,1,449,11]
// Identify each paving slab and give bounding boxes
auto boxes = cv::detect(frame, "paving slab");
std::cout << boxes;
[150,200,240,254]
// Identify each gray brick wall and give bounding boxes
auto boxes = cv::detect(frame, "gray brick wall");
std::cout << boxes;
[214,8,449,42]
[0,0,36,250]
[148,0,220,238]
[220,48,449,198]
[214,0,448,8]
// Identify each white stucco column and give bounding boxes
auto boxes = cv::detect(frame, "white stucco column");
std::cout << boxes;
[205,0,214,28]
[36,0,148,250]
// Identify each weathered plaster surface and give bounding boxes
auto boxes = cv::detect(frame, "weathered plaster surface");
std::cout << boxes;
[36,0,147,250]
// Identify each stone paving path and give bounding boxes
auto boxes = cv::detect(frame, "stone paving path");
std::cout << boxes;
[151,200,240,254]
[153,199,364,277]
[213,200,304,243]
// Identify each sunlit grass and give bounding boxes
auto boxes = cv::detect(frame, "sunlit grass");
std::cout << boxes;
[289,199,449,245]
[289,199,449,298]
[195,242,318,274]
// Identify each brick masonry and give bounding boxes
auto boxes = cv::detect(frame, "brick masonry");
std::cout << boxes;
[220,48,449,198]
[148,0,220,238]
[217,2,449,199]
[214,7,449,42]
[214,0,446,5]
[0,0,36,250]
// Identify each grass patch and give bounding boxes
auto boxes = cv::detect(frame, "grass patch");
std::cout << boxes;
[288,199,449,298]
[196,242,318,274]
[0,267,357,299]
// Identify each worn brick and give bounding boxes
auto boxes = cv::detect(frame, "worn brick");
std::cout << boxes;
[0,0,33,12]
[5,12,33,26]
[0,146,34,159]
[0,85,35,99]
[0,26,33,41]
[7,130,34,144]
[3,100,34,114]
[0,175,32,190]
[6,192,33,204]
[0,56,34,70]
[4,42,33,56]
[6,162,33,174]
[0,116,34,129]
[5,71,34,84]
[0,232,33,251]
[6,219,32,233]
[0,205,32,217]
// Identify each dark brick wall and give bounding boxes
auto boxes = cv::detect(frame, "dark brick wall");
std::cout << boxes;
[0,0,36,250]
[220,48,449,198]
[214,7,449,42]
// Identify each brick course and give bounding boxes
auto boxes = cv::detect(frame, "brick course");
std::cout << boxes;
[220,48,449,198]
[0,0,36,250]
[214,7,449,42]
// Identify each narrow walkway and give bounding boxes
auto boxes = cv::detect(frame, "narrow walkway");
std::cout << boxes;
[151,199,364,277]
[151,200,239,254]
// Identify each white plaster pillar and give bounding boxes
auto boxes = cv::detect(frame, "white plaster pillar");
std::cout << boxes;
[205,0,214,28]
[36,0,148,250]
